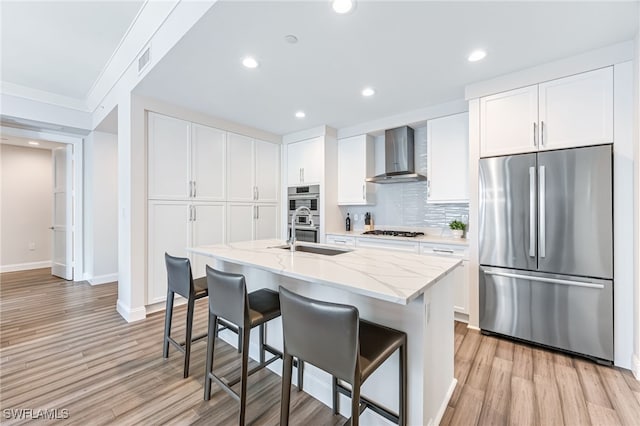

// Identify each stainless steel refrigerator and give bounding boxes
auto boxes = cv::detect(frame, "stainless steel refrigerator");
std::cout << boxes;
[479,144,613,363]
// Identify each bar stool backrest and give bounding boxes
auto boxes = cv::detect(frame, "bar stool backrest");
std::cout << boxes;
[206,266,249,328]
[279,287,359,383]
[165,253,194,299]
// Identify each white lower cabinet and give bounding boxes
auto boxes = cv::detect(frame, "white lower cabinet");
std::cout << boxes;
[147,201,225,304]
[420,242,470,317]
[227,203,279,243]
[325,234,356,248]
[355,237,419,253]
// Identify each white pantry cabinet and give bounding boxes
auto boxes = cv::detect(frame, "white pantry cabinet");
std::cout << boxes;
[287,137,322,186]
[480,67,613,157]
[227,133,280,203]
[227,203,279,243]
[338,135,375,205]
[427,113,469,203]
[148,112,226,201]
[147,201,225,304]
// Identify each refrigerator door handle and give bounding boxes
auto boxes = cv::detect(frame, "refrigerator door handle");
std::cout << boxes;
[539,165,546,258]
[483,270,605,289]
[529,166,536,257]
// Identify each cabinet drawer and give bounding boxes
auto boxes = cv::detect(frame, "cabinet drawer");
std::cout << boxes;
[326,235,356,248]
[356,237,419,253]
[420,242,469,259]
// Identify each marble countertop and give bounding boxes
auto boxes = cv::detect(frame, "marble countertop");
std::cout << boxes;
[326,230,470,246]
[188,239,461,305]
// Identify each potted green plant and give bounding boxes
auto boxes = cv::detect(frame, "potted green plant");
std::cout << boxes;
[449,219,466,238]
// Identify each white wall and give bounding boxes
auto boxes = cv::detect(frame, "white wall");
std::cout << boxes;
[0,144,53,271]
[633,14,640,379]
[84,131,118,284]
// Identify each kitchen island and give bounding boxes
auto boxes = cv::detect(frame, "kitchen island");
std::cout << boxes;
[188,239,462,426]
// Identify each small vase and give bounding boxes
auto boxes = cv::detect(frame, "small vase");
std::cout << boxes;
[451,230,464,238]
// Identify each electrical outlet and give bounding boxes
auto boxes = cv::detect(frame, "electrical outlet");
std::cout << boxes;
[28,242,36,251]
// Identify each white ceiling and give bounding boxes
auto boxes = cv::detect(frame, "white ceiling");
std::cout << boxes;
[1,0,144,100]
[1,134,66,151]
[134,1,638,136]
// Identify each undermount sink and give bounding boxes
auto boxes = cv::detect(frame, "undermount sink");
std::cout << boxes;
[269,244,350,256]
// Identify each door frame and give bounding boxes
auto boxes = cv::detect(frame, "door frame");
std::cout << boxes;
[0,126,84,281]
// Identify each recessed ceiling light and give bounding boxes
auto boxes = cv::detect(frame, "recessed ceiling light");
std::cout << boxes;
[28,141,40,146]
[332,0,354,14]
[284,34,298,44]
[242,56,259,68]
[295,111,306,119]
[362,87,375,97]
[468,50,487,62]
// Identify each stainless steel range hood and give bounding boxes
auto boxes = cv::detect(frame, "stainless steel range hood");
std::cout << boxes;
[366,126,427,184]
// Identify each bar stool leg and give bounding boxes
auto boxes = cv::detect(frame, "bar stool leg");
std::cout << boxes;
[183,297,195,378]
[238,329,243,353]
[298,360,304,391]
[399,341,407,426]
[331,376,338,415]
[259,323,265,364]
[280,353,294,426]
[204,314,218,400]
[238,327,251,426]
[163,290,174,358]
[351,374,361,426]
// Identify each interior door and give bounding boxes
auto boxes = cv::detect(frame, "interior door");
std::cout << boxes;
[479,153,537,270]
[52,146,73,280]
[537,145,613,278]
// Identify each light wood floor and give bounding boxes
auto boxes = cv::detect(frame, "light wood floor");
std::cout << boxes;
[2,269,639,426]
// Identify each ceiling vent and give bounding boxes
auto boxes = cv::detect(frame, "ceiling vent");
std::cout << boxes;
[138,46,151,74]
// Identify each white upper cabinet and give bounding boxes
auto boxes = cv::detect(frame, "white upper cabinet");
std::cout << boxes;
[148,113,227,201]
[427,112,469,203]
[227,133,280,202]
[480,85,538,157]
[538,67,613,151]
[191,124,226,201]
[287,137,322,186]
[227,133,255,202]
[148,112,190,199]
[254,140,280,203]
[480,67,613,157]
[338,135,375,205]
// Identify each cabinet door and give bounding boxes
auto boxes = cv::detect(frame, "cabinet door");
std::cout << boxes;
[255,140,280,202]
[454,260,469,315]
[338,135,374,205]
[227,203,254,243]
[191,124,226,201]
[148,201,190,304]
[255,204,279,240]
[148,113,190,199]
[355,237,419,253]
[480,85,538,157]
[538,67,613,151]
[287,138,322,186]
[191,203,225,279]
[227,133,255,201]
[326,234,356,248]
[427,113,469,203]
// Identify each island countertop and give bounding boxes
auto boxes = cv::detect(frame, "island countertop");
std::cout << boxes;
[188,239,461,305]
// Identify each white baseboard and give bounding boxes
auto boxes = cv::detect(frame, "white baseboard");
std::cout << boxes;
[432,378,458,426]
[633,353,640,380]
[88,273,118,285]
[0,260,51,273]
[454,311,469,323]
[116,299,146,323]
[467,324,481,331]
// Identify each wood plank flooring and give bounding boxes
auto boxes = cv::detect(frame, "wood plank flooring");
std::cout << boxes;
[442,322,640,426]
[2,268,639,425]
[0,269,342,425]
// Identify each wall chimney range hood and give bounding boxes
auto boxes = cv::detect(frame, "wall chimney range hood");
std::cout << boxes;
[366,126,427,184]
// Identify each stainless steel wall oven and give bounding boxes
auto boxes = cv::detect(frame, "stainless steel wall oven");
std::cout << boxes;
[288,185,320,243]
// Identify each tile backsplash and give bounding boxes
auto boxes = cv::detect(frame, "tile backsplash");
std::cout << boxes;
[337,125,469,231]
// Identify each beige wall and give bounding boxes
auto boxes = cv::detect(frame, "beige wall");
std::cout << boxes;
[1,145,53,269]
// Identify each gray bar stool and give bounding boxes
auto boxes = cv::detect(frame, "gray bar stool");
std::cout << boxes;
[279,286,407,426]
[163,253,239,378]
[204,266,283,425]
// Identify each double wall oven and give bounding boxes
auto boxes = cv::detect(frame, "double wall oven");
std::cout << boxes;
[288,185,320,243]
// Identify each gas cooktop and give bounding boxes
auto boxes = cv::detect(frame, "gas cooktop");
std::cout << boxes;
[362,230,425,238]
